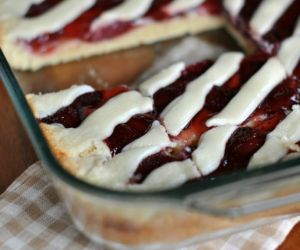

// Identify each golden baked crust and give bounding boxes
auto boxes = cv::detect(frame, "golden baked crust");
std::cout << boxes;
[26,95,80,175]
[1,15,223,71]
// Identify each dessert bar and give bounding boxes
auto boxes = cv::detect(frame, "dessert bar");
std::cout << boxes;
[27,51,300,190]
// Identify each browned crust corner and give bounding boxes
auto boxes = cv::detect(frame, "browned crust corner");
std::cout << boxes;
[26,95,79,175]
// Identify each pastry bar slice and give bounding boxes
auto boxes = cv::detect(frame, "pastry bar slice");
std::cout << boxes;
[27,52,300,191]
[223,0,300,54]
[0,0,223,71]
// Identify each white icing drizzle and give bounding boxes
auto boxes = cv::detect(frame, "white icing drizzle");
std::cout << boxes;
[27,85,94,119]
[293,17,300,36]
[207,58,286,127]
[0,0,44,20]
[164,0,205,15]
[277,37,300,75]
[250,0,294,35]
[123,121,174,151]
[91,146,161,188]
[266,106,300,142]
[91,0,154,31]
[68,90,152,140]
[139,62,185,97]
[47,91,153,156]
[8,0,96,41]
[223,0,245,16]
[133,160,200,190]
[161,52,244,136]
[248,105,300,168]
[248,137,287,168]
[192,125,237,175]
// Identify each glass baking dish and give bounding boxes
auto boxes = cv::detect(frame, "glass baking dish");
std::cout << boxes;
[2,30,300,250]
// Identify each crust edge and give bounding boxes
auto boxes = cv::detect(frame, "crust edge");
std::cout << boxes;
[1,15,224,71]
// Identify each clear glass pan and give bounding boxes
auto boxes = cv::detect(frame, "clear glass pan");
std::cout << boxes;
[1,30,300,250]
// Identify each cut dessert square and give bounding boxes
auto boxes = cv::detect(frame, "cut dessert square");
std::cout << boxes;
[0,0,223,70]
[27,52,300,191]
[223,0,300,53]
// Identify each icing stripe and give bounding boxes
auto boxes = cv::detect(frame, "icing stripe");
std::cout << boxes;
[123,121,174,151]
[248,105,300,168]
[132,160,200,190]
[92,146,161,188]
[139,62,185,97]
[8,0,96,41]
[161,52,244,136]
[68,90,152,139]
[27,85,95,119]
[223,0,245,16]
[91,0,154,30]
[192,125,237,175]
[0,0,44,20]
[164,0,205,14]
[278,37,300,75]
[207,58,286,127]
[48,91,153,156]
[250,0,294,35]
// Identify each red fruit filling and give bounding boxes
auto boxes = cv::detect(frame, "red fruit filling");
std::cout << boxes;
[209,127,267,178]
[105,112,157,156]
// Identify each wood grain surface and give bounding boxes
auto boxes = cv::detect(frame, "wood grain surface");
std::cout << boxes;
[278,222,300,249]
[0,81,37,192]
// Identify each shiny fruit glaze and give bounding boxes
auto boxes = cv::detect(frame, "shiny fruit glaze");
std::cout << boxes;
[22,0,221,54]
[105,112,156,155]
[210,127,267,178]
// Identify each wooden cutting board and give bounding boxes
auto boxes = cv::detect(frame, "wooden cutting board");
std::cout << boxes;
[0,81,37,191]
